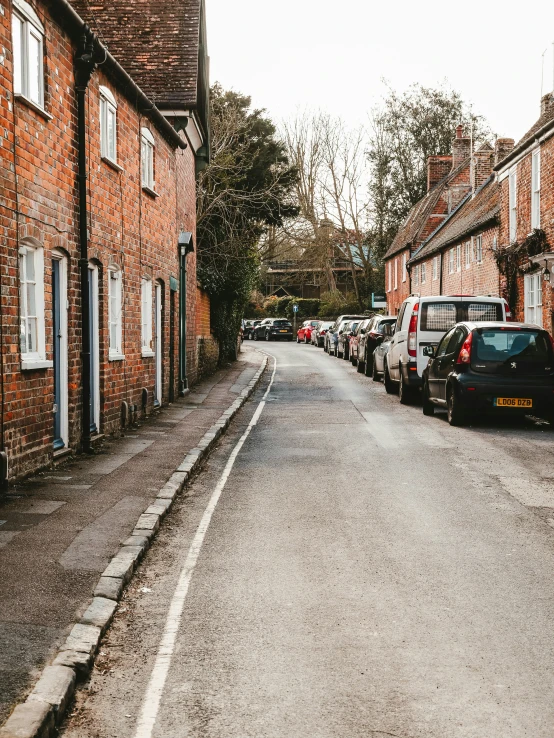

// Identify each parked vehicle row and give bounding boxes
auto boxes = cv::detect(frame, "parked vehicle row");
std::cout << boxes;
[245,318,294,341]
[288,292,554,427]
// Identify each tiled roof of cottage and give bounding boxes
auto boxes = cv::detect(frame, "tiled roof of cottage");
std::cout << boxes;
[495,93,554,170]
[70,0,202,108]
[383,157,470,260]
[409,177,499,263]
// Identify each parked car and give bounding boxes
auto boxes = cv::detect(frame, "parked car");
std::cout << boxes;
[324,315,366,353]
[253,318,294,341]
[312,321,333,347]
[297,319,320,343]
[421,322,554,426]
[371,322,395,381]
[327,319,352,356]
[384,295,511,404]
[356,315,396,375]
[348,318,372,365]
[337,320,362,359]
[243,320,261,339]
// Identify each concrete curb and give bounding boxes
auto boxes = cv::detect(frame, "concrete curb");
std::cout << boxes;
[0,355,268,738]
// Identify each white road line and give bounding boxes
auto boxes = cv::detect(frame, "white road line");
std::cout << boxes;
[133,355,277,738]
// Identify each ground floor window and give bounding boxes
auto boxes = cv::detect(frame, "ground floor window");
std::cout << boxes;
[524,273,543,327]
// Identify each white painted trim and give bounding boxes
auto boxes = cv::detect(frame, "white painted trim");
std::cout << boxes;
[99,85,117,108]
[21,359,53,370]
[52,250,69,448]
[141,127,155,145]
[13,0,44,33]
[108,353,125,362]
[88,262,101,432]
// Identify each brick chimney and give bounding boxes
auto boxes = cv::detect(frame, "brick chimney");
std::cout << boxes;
[541,92,554,117]
[494,137,515,167]
[471,143,494,193]
[427,155,452,192]
[452,125,471,169]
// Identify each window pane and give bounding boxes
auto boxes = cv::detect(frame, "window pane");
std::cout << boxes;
[107,108,116,160]
[20,317,27,354]
[26,282,36,316]
[27,316,37,353]
[12,15,23,94]
[25,250,35,280]
[28,30,41,104]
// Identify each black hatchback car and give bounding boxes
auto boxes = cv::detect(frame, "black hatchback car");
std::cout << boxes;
[421,321,554,426]
[253,318,294,341]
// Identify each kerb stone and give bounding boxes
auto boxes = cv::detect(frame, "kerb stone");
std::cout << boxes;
[27,665,75,719]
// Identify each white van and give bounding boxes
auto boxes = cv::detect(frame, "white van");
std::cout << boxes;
[384,295,511,403]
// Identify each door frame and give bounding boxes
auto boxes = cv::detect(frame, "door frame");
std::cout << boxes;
[88,261,101,432]
[52,250,68,449]
[154,280,163,406]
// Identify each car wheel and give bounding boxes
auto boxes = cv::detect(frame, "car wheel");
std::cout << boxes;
[422,380,435,416]
[372,360,380,382]
[384,361,397,395]
[343,348,349,361]
[356,358,364,373]
[304,336,309,344]
[265,332,271,341]
[253,332,258,341]
[447,386,465,426]
[399,368,413,405]
[364,354,373,377]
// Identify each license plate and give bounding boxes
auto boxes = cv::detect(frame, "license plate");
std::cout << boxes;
[494,397,532,408]
[280,330,288,333]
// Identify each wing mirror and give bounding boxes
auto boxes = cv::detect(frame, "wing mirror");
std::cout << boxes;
[360,328,366,335]
[422,345,435,357]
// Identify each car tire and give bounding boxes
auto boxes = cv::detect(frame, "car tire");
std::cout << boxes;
[253,332,258,341]
[422,380,435,416]
[372,360,380,382]
[364,354,373,377]
[399,368,413,405]
[384,361,397,394]
[265,332,271,341]
[447,386,465,426]
[304,336,309,344]
[343,349,349,361]
[356,358,364,373]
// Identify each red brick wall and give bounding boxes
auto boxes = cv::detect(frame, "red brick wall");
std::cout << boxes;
[386,249,411,315]
[0,1,200,479]
[196,287,211,336]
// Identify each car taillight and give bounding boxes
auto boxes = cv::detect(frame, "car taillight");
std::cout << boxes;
[407,302,419,357]
[321,330,326,335]
[503,299,513,322]
[369,331,380,338]
[457,332,473,365]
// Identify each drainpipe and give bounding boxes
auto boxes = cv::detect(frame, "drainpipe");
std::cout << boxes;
[178,232,194,396]
[439,252,444,296]
[75,28,100,452]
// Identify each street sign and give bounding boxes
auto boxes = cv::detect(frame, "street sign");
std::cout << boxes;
[293,304,299,313]
[372,293,387,308]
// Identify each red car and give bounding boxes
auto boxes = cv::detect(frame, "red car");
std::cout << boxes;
[297,320,320,343]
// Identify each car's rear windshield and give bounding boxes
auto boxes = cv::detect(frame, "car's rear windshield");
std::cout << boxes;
[472,328,553,375]
[420,301,503,331]
[273,320,291,326]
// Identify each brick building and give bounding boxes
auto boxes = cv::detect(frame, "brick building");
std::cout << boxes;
[383,126,473,314]
[494,93,554,332]
[0,0,210,481]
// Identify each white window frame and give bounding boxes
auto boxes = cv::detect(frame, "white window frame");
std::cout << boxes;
[12,0,45,109]
[402,253,407,283]
[19,241,51,369]
[432,256,438,281]
[524,272,543,327]
[394,258,398,290]
[475,235,483,264]
[456,244,461,272]
[141,277,154,357]
[413,264,419,287]
[387,262,391,293]
[464,241,470,269]
[509,167,517,243]
[420,262,426,285]
[108,267,124,360]
[449,248,454,274]
[531,148,540,230]
[141,127,155,191]
[100,86,118,164]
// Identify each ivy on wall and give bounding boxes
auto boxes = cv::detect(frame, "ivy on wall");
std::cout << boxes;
[493,229,549,309]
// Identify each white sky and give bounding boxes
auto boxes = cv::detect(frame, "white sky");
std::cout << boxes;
[207,0,554,144]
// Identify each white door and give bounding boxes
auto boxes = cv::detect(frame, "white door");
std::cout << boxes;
[154,282,162,405]
[524,273,543,327]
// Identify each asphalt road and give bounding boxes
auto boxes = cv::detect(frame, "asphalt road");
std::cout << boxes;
[62,341,554,738]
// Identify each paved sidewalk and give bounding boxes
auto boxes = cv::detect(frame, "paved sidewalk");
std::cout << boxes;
[0,347,264,724]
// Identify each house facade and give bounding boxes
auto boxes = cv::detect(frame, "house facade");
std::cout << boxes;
[0,0,210,481]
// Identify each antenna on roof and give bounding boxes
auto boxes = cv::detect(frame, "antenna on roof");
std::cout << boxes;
[470,107,474,196]
[541,47,548,98]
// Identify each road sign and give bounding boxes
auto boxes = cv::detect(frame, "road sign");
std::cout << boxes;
[372,293,387,308]
[293,304,299,313]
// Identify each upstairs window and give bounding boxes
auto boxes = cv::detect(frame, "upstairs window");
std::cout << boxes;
[413,264,419,286]
[100,86,117,163]
[449,248,455,274]
[531,149,540,230]
[12,0,45,108]
[141,128,155,190]
[432,256,438,281]
[475,235,483,264]
[509,167,517,243]
[394,258,398,290]
[387,262,391,292]
[464,241,471,269]
[402,253,407,282]
[141,277,154,356]
[108,268,123,359]
[456,244,461,272]
[420,262,426,285]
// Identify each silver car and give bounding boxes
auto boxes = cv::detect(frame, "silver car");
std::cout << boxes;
[372,322,395,381]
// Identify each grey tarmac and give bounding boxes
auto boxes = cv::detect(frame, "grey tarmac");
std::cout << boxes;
[62,341,554,738]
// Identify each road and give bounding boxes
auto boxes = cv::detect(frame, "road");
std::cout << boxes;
[62,340,554,738]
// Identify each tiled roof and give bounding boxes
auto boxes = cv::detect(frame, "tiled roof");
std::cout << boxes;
[69,0,202,108]
[383,157,470,260]
[495,95,554,170]
[410,177,499,263]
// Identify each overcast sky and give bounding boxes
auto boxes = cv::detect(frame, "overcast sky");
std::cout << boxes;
[207,0,554,144]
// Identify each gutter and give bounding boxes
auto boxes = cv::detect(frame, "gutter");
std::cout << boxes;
[47,0,187,151]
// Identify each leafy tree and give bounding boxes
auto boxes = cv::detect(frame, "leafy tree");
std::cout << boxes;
[197,84,298,361]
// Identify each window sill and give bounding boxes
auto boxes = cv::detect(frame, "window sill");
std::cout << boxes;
[108,352,125,362]
[15,94,52,121]
[142,185,159,198]
[21,358,53,371]
[102,156,124,173]
[141,349,155,358]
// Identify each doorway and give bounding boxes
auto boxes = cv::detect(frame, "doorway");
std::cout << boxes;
[52,253,68,449]
[88,263,100,432]
[154,281,163,406]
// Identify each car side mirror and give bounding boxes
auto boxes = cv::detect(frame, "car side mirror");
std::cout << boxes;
[339,330,344,335]
[360,329,366,335]
[376,335,384,345]
[422,345,435,357]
